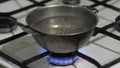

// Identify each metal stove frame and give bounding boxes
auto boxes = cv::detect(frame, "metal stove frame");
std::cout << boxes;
[0,0,120,68]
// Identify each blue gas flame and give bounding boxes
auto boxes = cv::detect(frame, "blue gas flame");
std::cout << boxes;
[38,48,84,65]
[78,47,86,54]
[47,55,79,65]
[38,48,47,54]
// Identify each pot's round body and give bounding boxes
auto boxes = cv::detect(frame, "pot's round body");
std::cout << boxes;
[33,30,93,53]
[26,5,98,53]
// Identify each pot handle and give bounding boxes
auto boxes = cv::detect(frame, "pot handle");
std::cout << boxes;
[9,17,44,35]
[14,22,36,34]
[17,23,46,37]
[82,6,98,13]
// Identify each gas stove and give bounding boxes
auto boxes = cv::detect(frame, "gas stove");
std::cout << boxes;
[0,0,120,68]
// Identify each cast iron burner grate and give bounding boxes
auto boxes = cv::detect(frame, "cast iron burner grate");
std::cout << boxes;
[47,53,78,66]
[0,16,17,33]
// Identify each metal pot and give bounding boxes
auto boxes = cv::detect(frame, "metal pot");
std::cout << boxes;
[26,5,98,53]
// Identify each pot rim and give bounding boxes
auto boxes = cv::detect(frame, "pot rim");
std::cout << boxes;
[26,5,98,36]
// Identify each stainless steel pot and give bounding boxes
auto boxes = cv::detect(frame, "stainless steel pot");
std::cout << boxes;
[26,5,98,53]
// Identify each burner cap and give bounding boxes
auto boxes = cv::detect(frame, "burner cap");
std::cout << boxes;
[0,16,17,33]
[63,0,80,5]
[47,53,78,66]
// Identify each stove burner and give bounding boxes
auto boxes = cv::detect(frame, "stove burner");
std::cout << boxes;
[63,0,80,5]
[0,16,17,33]
[115,15,120,32]
[0,0,9,3]
[47,53,78,66]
